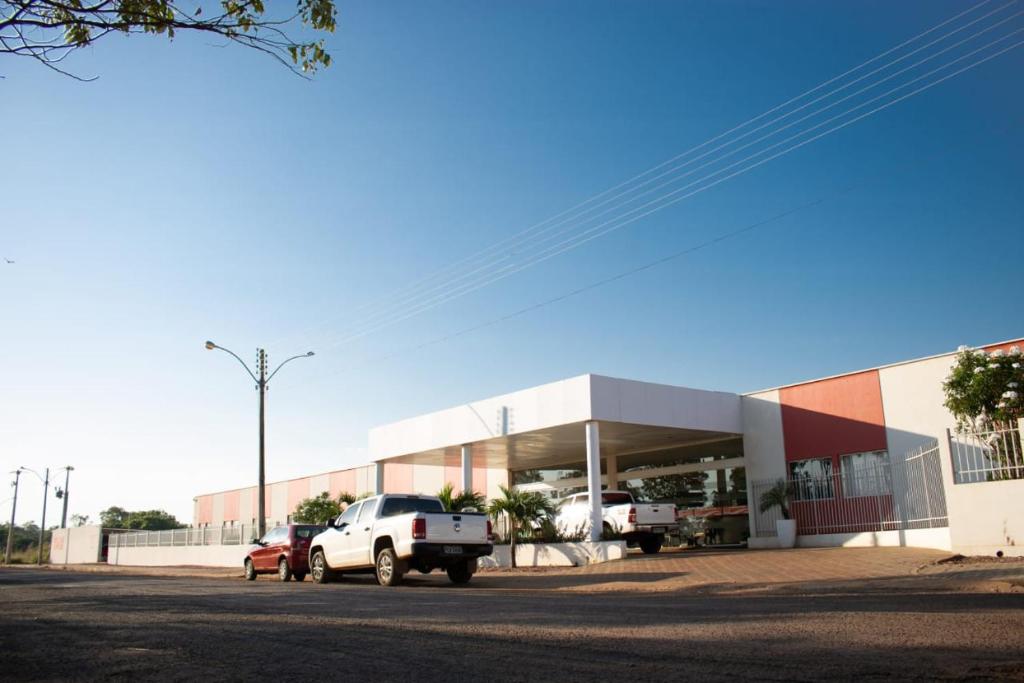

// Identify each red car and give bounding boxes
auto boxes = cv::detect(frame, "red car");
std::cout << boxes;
[245,524,325,581]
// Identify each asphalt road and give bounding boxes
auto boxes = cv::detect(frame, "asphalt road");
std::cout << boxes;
[3,568,1023,682]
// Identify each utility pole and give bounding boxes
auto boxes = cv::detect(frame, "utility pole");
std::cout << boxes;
[5,469,21,564]
[205,341,313,541]
[37,467,49,565]
[57,466,74,529]
[257,348,267,539]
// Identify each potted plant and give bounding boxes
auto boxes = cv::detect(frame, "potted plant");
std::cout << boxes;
[759,479,796,548]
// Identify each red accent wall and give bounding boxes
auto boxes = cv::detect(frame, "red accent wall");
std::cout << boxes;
[779,370,888,462]
[197,495,213,525]
[983,338,1024,354]
[223,491,240,521]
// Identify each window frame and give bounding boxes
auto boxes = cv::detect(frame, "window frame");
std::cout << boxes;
[839,449,892,498]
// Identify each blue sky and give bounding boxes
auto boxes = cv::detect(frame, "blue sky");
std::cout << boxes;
[1,0,1021,524]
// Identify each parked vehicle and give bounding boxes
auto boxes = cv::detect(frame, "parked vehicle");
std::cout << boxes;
[245,524,326,581]
[308,494,493,586]
[555,490,676,553]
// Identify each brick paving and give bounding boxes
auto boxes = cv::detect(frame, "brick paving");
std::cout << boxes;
[475,546,1024,593]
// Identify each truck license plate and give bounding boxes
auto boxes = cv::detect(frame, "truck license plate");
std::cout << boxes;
[652,527,666,533]
[443,545,463,555]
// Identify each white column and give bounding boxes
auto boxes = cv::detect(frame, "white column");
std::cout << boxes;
[461,444,473,493]
[375,462,385,495]
[605,454,618,491]
[585,421,603,542]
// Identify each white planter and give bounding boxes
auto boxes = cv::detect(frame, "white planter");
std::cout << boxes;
[776,519,797,549]
[477,541,627,569]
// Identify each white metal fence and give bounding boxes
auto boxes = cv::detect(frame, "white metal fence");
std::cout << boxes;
[948,421,1024,484]
[751,441,948,538]
[108,524,261,548]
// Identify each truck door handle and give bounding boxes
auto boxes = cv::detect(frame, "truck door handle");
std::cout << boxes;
[363,527,370,531]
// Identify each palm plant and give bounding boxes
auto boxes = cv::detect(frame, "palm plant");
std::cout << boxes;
[436,482,486,512]
[758,479,792,520]
[486,485,557,568]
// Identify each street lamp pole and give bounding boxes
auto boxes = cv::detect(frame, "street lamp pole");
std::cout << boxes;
[5,470,21,564]
[206,341,314,539]
[36,468,49,565]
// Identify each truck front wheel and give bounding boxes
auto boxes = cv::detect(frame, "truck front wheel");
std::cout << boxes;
[375,547,406,587]
[310,550,332,584]
[639,536,663,554]
[446,560,474,585]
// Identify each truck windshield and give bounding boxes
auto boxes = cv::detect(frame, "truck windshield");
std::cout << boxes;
[601,492,633,505]
[379,497,445,517]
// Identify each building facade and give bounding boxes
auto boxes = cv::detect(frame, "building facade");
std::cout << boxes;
[194,338,1024,556]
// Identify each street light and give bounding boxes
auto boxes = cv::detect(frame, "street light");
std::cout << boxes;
[19,466,50,565]
[205,341,314,538]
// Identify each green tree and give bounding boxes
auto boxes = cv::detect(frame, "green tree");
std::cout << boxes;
[292,492,342,524]
[486,485,556,569]
[99,506,129,528]
[99,506,183,530]
[0,1,338,79]
[436,482,485,513]
[70,513,90,527]
[758,480,792,520]
[944,346,1024,430]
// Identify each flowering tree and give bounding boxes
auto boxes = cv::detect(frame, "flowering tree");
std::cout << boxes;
[943,345,1023,431]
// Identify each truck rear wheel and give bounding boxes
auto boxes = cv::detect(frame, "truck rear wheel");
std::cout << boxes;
[375,547,405,587]
[446,560,474,585]
[640,537,663,554]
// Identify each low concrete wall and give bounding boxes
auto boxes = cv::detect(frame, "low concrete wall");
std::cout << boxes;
[478,541,626,568]
[49,526,103,564]
[107,544,253,568]
[750,527,952,552]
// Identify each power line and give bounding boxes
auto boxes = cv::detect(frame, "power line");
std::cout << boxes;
[271,0,1001,350]
[313,0,1018,343]
[315,25,1024,349]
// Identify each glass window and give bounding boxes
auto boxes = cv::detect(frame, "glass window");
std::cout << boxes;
[357,499,377,523]
[293,526,324,539]
[789,458,835,500]
[600,492,633,505]
[338,503,361,525]
[841,450,891,497]
[380,497,444,517]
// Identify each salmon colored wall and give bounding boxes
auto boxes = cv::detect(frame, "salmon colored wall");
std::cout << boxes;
[287,478,309,515]
[472,454,488,496]
[197,495,213,525]
[264,486,272,519]
[329,470,357,498]
[779,370,888,462]
[444,452,462,489]
[383,462,413,493]
[223,491,240,521]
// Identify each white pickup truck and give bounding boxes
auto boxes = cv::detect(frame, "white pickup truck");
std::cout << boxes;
[555,490,676,554]
[308,493,493,586]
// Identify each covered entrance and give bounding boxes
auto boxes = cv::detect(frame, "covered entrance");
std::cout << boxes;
[369,374,748,542]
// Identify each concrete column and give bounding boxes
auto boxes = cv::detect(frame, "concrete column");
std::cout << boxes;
[375,462,385,495]
[461,444,473,493]
[585,421,603,542]
[605,454,618,491]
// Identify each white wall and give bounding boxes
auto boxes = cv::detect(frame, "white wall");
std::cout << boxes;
[108,543,251,568]
[879,354,1024,556]
[49,526,103,564]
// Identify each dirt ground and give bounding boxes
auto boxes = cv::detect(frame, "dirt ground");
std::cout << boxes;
[3,548,1024,681]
